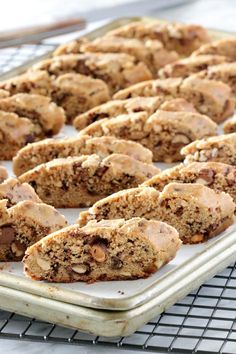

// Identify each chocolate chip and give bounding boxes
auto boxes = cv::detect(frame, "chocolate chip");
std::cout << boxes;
[111,256,123,269]
[0,225,16,244]
[25,134,35,144]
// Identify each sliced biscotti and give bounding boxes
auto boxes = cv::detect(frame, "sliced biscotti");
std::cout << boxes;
[0,110,37,160]
[73,96,197,131]
[0,93,65,136]
[114,77,234,123]
[18,154,159,207]
[13,135,153,176]
[0,167,8,183]
[154,183,235,244]
[51,73,110,123]
[73,96,164,130]
[181,133,236,165]
[77,186,160,227]
[23,217,181,283]
[224,116,236,134]
[53,37,88,56]
[79,110,217,162]
[80,36,179,75]
[0,71,52,96]
[192,38,236,60]
[77,183,235,244]
[195,63,236,100]
[0,178,41,206]
[32,53,153,94]
[159,55,229,78]
[106,21,210,56]
[143,162,236,204]
[0,199,67,261]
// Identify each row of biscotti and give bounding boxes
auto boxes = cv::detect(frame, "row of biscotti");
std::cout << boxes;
[2,62,233,126]
[0,171,181,283]
[23,179,235,283]
[53,21,211,64]
[0,74,234,161]
[0,178,67,261]
[0,176,181,283]
[11,99,217,174]
[10,133,236,209]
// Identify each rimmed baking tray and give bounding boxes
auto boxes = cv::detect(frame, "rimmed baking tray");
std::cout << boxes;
[0,17,236,336]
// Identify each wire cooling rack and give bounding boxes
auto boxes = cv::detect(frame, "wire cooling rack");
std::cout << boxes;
[0,263,236,353]
[0,43,236,354]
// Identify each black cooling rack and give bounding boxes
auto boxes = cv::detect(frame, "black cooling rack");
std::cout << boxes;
[0,43,236,354]
[0,263,236,353]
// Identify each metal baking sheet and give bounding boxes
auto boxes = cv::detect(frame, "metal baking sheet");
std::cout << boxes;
[0,17,236,335]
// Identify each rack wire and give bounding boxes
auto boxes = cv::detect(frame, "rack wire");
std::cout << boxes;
[0,43,236,354]
[0,263,235,353]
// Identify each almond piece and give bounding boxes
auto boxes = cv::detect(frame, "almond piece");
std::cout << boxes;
[72,264,88,274]
[90,243,107,262]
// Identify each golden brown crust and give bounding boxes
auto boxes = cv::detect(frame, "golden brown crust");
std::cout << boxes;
[32,53,153,94]
[13,135,153,176]
[114,77,234,123]
[79,110,217,162]
[18,154,160,207]
[106,21,210,56]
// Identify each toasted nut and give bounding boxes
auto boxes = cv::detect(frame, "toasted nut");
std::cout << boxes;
[36,257,51,271]
[90,243,107,262]
[195,177,209,185]
[120,271,131,277]
[172,134,190,145]
[72,264,88,274]
[11,241,26,257]
[191,234,204,243]
[197,168,215,184]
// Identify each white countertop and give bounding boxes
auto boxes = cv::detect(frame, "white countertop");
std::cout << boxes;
[1,0,236,353]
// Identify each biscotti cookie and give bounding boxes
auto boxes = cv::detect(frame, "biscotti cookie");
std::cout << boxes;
[23,217,181,283]
[0,178,41,206]
[77,182,235,244]
[53,37,88,56]
[77,186,160,227]
[80,36,179,75]
[143,162,236,204]
[181,133,236,165]
[73,96,164,130]
[106,21,210,56]
[224,116,236,134]
[0,110,36,160]
[13,135,153,176]
[195,62,236,100]
[0,167,8,183]
[114,77,234,123]
[0,93,65,136]
[0,199,67,261]
[51,73,110,123]
[159,55,229,78]
[32,53,153,94]
[18,154,159,207]
[193,38,236,60]
[154,183,235,244]
[79,110,217,162]
[73,96,196,131]
[0,71,52,96]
